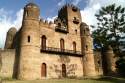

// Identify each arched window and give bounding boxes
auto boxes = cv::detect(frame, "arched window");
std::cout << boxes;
[73,42,76,52]
[60,38,65,51]
[41,35,46,49]
[28,36,30,43]
[58,23,61,27]
[41,63,47,77]
[84,30,86,34]
[62,64,66,77]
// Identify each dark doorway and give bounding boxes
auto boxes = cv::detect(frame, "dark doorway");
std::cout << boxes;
[41,63,47,77]
[62,64,66,77]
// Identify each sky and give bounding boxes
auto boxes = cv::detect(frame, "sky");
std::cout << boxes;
[0,0,125,48]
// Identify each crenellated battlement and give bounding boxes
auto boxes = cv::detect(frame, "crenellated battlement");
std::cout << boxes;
[58,4,80,14]
[39,19,56,29]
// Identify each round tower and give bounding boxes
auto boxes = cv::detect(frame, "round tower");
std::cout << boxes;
[80,22,96,77]
[18,3,40,80]
[4,27,17,49]
[105,46,116,75]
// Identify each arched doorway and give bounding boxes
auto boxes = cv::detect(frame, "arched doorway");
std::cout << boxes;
[41,63,47,77]
[62,64,66,77]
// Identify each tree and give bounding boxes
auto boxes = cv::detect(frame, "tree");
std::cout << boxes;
[92,4,125,75]
[92,4,125,55]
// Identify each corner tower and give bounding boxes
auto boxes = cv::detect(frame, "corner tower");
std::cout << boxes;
[80,22,96,77]
[4,27,17,49]
[18,3,40,80]
[57,4,82,34]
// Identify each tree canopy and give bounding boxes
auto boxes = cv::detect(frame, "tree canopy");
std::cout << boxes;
[92,4,125,54]
[92,4,125,75]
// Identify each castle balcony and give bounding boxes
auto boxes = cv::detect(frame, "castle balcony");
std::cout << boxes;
[40,47,82,57]
[55,26,68,33]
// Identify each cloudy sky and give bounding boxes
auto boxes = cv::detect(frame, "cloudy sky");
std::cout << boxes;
[0,0,125,48]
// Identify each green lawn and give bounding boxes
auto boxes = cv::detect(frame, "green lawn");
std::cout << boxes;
[2,77,125,83]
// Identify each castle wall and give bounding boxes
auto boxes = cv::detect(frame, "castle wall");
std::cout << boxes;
[37,53,83,79]
[0,49,15,78]
[40,23,81,52]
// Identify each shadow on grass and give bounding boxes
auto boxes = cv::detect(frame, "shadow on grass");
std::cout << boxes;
[93,76,125,83]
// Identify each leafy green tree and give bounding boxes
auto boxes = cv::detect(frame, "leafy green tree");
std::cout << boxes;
[92,4,125,55]
[92,4,125,75]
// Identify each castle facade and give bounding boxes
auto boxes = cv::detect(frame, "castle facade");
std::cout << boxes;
[0,3,116,80]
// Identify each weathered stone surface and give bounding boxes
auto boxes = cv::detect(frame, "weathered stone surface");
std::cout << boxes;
[0,49,15,78]
[0,2,117,80]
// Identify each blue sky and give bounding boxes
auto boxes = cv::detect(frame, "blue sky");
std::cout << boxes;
[0,0,125,48]
[0,0,87,20]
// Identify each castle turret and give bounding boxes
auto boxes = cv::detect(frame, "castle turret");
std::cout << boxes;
[4,27,17,49]
[56,4,82,34]
[80,22,96,77]
[18,3,40,80]
[105,46,116,75]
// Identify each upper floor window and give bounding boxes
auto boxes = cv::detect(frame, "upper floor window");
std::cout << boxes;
[60,38,65,51]
[72,7,78,12]
[73,42,76,52]
[28,36,30,43]
[58,23,61,27]
[41,35,47,49]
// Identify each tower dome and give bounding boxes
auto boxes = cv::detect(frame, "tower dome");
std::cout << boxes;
[23,2,40,20]
[4,27,17,49]
[25,2,39,9]
[8,27,17,35]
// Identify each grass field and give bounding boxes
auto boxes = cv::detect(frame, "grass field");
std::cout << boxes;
[2,77,125,83]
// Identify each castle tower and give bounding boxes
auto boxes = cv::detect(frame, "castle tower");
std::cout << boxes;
[80,22,96,77]
[57,4,82,34]
[18,3,40,80]
[105,46,116,75]
[4,27,17,49]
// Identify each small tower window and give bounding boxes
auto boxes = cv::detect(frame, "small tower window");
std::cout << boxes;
[75,29,77,34]
[73,42,76,52]
[28,36,30,43]
[86,45,88,51]
[84,30,85,34]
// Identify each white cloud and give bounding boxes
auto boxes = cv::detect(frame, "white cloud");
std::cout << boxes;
[0,9,23,48]
[81,0,125,31]
[58,0,82,7]
[58,0,65,7]
[72,0,82,6]
[46,16,57,22]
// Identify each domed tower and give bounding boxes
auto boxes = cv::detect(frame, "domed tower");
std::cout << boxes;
[56,4,82,34]
[80,22,96,76]
[18,3,40,80]
[4,27,17,49]
[105,46,116,75]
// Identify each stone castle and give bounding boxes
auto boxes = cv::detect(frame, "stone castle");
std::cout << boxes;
[0,3,116,80]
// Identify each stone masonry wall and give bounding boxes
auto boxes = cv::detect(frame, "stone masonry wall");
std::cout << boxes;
[0,49,15,78]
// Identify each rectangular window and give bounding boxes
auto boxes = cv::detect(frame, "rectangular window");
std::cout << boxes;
[28,36,30,43]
